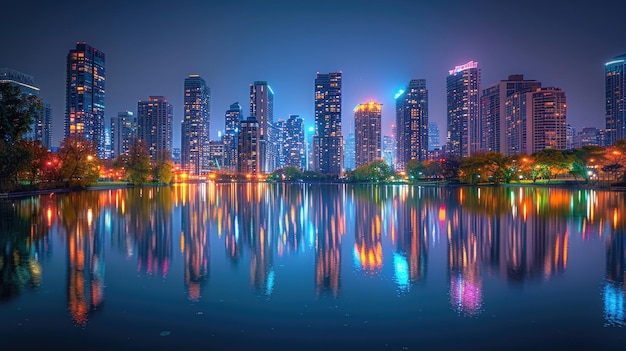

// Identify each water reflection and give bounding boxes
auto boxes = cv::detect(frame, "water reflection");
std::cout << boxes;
[1,184,626,329]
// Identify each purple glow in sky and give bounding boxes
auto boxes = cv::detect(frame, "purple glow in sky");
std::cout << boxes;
[2,0,623,148]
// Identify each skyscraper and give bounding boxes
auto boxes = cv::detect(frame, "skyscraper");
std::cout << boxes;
[480,75,541,154]
[354,102,382,168]
[110,111,137,159]
[446,61,480,158]
[283,114,305,170]
[395,79,428,169]
[238,117,259,175]
[531,88,567,152]
[250,81,274,173]
[137,96,173,163]
[343,133,355,172]
[314,72,343,175]
[223,102,242,172]
[182,74,210,176]
[65,42,105,157]
[606,54,626,146]
[428,122,440,152]
[505,87,567,154]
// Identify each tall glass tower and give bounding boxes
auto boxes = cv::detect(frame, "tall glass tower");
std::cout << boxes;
[395,79,428,170]
[606,54,626,146]
[446,61,480,158]
[314,72,343,175]
[138,96,173,163]
[223,102,242,172]
[65,42,105,158]
[354,102,382,168]
[182,74,210,175]
[250,81,274,173]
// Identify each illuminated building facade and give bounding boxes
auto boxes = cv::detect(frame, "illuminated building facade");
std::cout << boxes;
[65,42,106,157]
[531,87,567,152]
[446,61,480,158]
[182,74,210,175]
[110,110,137,159]
[480,75,541,155]
[606,54,626,146]
[250,81,274,173]
[505,87,567,154]
[314,72,343,175]
[223,102,242,172]
[238,116,259,175]
[396,79,428,169]
[283,114,305,170]
[344,132,355,171]
[354,102,382,168]
[428,122,440,152]
[137,96,173,163]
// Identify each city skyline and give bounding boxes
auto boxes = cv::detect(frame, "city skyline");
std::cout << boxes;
[1,0,624,149]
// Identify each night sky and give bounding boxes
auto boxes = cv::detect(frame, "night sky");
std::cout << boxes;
[2,0,624,149]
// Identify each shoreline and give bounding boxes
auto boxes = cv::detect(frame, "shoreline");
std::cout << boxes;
[2,180,626,200]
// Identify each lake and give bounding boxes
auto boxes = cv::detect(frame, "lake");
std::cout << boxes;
[0,183,625,350]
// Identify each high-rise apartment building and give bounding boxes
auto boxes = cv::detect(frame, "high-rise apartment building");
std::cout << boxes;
[65,42,106,157]
[480,75,541,154]
[446,61,480,158]
[505,87,567,154]
[354,102,382,168]
[238,117,259,175]
[137,96,173,163]
[314,72,343,174]
[223,102,242,172]
[283,114,305,170]
[395,79,428,169]
[250,81,274,173]
[181,74,210,175]
[110,111,137,159]
[343,133,355,171]
[428,122,440,152]
[208,140,224,172]
[606,54,626,146]
[382,135,394,169]
[1,68,52,148]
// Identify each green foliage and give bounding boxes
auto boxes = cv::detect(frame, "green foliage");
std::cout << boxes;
[123,141,151,185]
[405,159,425,181]
[57,135,100,188]
[348,159,393,183]
[153,160,174,184]
[0,83,42,189]
[268,166,304,181]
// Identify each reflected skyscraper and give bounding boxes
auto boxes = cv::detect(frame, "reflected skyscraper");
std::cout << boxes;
[447,61,480,158]
[65,42,106,158]
[313,185,344,297]
[181,184,210,302]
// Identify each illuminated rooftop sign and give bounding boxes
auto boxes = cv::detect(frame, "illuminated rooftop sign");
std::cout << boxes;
[448,61,478,75]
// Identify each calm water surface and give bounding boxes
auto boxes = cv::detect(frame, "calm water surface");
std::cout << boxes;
[1,183,625,350]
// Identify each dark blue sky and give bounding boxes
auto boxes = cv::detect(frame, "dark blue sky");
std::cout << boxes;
[2,0,623,148]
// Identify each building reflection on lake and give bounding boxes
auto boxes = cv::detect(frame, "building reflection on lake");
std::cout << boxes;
[1,183,625,326]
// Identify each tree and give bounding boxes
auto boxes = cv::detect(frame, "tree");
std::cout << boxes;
[348,160,394,183]
[153,160,174,184]
[123,141,151,185]
[57,135,100,188]
[0,83,42,189]
[16,140,50,186]
[405,159,425,182]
